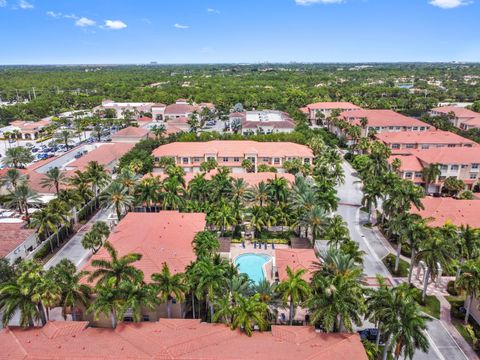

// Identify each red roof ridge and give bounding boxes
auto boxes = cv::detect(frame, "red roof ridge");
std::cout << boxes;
[41,321,89,339]
[305,333,359,360]
[5,328,28,358]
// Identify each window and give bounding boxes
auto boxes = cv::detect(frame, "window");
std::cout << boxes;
[406,144,415,149]
[392,144,400,149]
[182,157,189,164]
[420,127,425,131]
[440,165,448,171]
[405,172,413,178]
[421,144,429,149]
[142,315,150,322]
[448,144,456,148]
[413,127,418,131]
[262,157,269,162]
[470,173,478,180]
[304,158,311,164]
[450,165,459,171]
[193,157,200,162]
[207,156,215,162]
[415,172,423,178]
[233,157,240,162]
[274,158,280,165]
[472,164,479,169]
[222,157,229,162]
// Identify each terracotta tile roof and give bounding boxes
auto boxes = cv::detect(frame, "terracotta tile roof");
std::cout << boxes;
[9,119,51,131]
[342,109,430,128]
[164,103,196,115]
[305,102,361,110]
[0,223,36,258]
[410,147,480,165]
[431,106,480,119]
[388,155,424,172]
[81,211,206,281]
[153,141,313,159]
[0,320,368,360]
[112,126,149,138]
[411,197,480,228]
[67,143,134,171]
[376,130,476,147]
[275,249,318,281]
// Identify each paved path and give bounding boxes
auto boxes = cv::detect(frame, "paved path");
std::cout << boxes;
[44,207,112,270]
[337,160,468,360]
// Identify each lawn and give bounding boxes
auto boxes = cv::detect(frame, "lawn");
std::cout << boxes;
[410,286,441,319]
[382,253,410,278]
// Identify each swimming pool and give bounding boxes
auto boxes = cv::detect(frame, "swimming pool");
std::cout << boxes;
[234,253,271,284]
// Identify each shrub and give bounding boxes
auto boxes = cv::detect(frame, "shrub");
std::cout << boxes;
[447,280,459,296]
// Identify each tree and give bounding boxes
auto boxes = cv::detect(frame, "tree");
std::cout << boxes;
[85,161,110,197]
[421,164,440,193]
[55,129,74,149]
[88,241,143,287]
[207,201,236,236]
[7,182,39,223]
[266,176,289,204]
[49,259,91,320]
[1,168,26,191]
[120,280,159,322]
[324,215,350,248]
[88,278,123,328]
[276,267,310,325]
[415,229,454,302]
[40,167,67,194]
[241,158,254,173]
[2,146,34,168]
[303,205,328,244]
[151,263,187,318]
[192,231,220,259]
[231,294,269,336]
[442,176,465,197]
[456,260,480,324]
[101,182,134,221]
[200,158,218,172]
[151,124,166,139]
[30,207,62,252]
[135,176,162,211]
[361,178,383,223]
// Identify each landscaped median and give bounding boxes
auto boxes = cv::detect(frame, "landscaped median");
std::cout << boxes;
[446,294,480,355]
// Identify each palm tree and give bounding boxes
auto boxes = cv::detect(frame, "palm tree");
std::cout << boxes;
[161,177,184,210]
[455,225,480,280]
[421,164,441,193]
[40,167,67,194]
[266,176,289,204]
[30,207,62,252]
[456,260,480,324]
[85,161,110,197]
[151,124,166,139]
[33,276,61,320]
[49,259,91,320]
[276,267,310,325]
[208,201,236,236]
[365,275,394,348]
[101,182,134,221]
[69,170,94,203]
[135,176,162,211]
[2,146,34,168]
[55,129,74,149]
[416,229,454,301]
[151,263,187,318]
[303,205,328,245]
[231,293,269,336]
[249,181,269,207]
[88,241,143,287]
[88,278,123,328]
[7,183,39,223]
[324,215,350,248]
[1,168,26,191]
[192,231,220,259]
[361,178,383,223]
[120,281,159,322]
[116,168,138,196]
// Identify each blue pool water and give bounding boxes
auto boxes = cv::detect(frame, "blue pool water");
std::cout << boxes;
[234,253,271,284]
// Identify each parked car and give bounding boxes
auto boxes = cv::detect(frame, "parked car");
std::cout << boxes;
[357,328,380,342]
[25,143,34,148]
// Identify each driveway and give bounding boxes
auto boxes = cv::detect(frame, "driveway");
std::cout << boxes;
[337,160,468,360]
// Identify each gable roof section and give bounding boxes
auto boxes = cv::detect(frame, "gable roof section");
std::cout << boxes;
[342,109,430,128]
[411,147,480,165]
[305,102,361,110]
[81,211,206,281]
[376,130,475,146]
[0,223,36,258]
[112,126,149,138]
[67,143,134,171]
[275,249,318,281]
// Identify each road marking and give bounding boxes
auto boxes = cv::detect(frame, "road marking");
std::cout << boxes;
[425,328,446,360]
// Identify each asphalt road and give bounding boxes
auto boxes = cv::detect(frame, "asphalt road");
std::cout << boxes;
[337,160,468,360]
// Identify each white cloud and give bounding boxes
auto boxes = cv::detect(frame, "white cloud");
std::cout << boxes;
[104,19,127,30]
[18,0,33,9]
[0,0,7,8]
[295,0,343,4]
[174,23,189,29]
[46,11,61,17]
[75,17,96,27]
[207,8,220,14]
[429,0,472,8]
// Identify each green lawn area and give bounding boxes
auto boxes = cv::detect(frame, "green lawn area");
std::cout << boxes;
[410,286,441,319]
[382,253,410,278]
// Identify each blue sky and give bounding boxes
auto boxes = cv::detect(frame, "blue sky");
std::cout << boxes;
[0,0,478,64]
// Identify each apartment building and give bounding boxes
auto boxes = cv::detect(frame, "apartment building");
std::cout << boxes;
[152,140,314,173]
[340,109,431,137]
[376,130,476,153]
[430,106,480,130]
[390,147,480,193]
[300,102,361,123]
[94,100,154,119]
[0,222,39,263]
[229,110,295,134]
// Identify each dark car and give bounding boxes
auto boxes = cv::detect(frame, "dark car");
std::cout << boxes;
[358,328,379,342]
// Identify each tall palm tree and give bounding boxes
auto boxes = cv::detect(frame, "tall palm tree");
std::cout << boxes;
[101,182,134,221]
[231,293,269,336]
[421,164,441,193]
[2,146,34,168]
[30,207,62,252]
[456,260,480,324]
[276,267,310,325]
[7,183,39,223]
[455,225,480,280]
[1,168,26,191]
[85,161,110,197]
[135,176,162,211]
[151,263,187,318]
[119,280,159,322]
[324,215,350,248]
[415,229,454,301]
[69,170,94,203]
[266,176,289,204]
[361,178,383,223]
[302,205,328,245]
[88,278,123,328]
[249,181,269,207]
[49,259,91,320]
[161,177,184,210]
[192,231,220,259]
[207,200,236,236]
[55,129,74,149]
[88,241,143,287]
[40,167,67,194]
